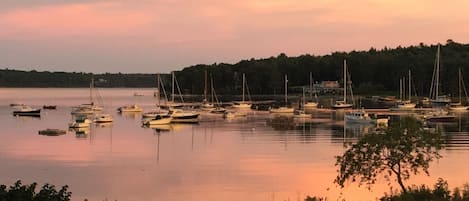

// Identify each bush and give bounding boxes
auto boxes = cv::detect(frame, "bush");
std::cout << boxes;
[0,180,71,201]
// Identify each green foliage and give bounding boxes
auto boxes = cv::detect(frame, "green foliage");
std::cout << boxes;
[380,179,469,201]
[0,180,71,201]
[305,196,328,201]
[335,117,445,193]
[2,41,469,97]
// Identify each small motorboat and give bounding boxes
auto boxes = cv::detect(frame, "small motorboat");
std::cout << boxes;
[293,110,311,118]
[209,107,226,114]
[169,109,200,123]
[43,105,57,110]
[13,106,41,117]
[142,114,172,125]
[223,111,247,119]
[269,106,295,114]
[94,114,114,123]
[142,109,170,118]
[423,110,456,122]
[118,104,143,112]
[38,129,66,136]
[10,103,25,107]
[345,109,374,124]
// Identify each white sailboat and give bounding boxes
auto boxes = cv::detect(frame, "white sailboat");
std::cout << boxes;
[395,70,416,110]
[294,87,312,118]
[143,74,172,125]
[449,68,469,111]
[304,72,318,109]
[332,59,353,109]
[165,72,200,123]
[201,71,226,113]
[429,45,451,106]
[232,73,252,109]
[270,74,294,113]
[201,70,214,110]
[72,76,103,115]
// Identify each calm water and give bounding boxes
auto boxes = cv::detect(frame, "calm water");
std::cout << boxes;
[1,88,469,201]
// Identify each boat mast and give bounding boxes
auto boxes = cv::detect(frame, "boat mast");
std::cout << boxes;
[302,87,306,111]
[204,70,208,103]
[171,72,175,103]
[90,75,94,105]
[408,70,411,101]
[285,74,288,105]
[309,72,313,99]
[436,45,440,99]
[459,68,462,103]
[343,59,347,103]
[242,73,245,103]
[210,74,214,104]
[157,74,160,107]
[399,78,402,100]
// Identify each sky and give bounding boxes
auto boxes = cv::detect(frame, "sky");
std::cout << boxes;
[1,0,469,73]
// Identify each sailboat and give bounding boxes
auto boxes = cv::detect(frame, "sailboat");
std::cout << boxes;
[332,59,353,109]
[201,71,226,113]
[201,70,215,110]
[143,74,172,125]
[429,45,451,106]
[165,72,200,123]
[270,74,294,113]
[449,68,469,111]
[72,76,103,115]
[395,70,416,110]
[294,87,312,118]
[304,72,318,109]
[232,73,252,109]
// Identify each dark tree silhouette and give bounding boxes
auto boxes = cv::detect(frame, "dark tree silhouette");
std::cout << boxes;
[335,117,445,193]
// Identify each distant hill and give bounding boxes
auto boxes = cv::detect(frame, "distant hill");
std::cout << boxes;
[2,39,469,97]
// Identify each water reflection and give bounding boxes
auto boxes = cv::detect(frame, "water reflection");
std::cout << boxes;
[69,127,91,138]
[118,111,141,119]
[2,89,469,201]
[95,122,113,128]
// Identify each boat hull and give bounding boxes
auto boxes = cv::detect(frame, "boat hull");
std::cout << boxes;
[13,109,41,117]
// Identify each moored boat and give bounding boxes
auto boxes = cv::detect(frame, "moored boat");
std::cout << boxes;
[94,114,114,123]
[345,109,374,124]
[269,74,294,114]
[143,114,172,125]
[333,60,353,109]
[43,105,57,110]
[38,129,66,136]
[13,106,41,117]
[423,109,456,122]
[169,109,200,123]
[118,104,143,112]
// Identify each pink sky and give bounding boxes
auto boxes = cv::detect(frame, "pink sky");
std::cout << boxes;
[1,0,468,73]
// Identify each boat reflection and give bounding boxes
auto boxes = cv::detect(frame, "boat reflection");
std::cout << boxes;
[266,115,295,130]
[117,111,140,119]
[69,127,91,138]
[143,124,173,133]
[95,122,113,128]
[13,115,41,121]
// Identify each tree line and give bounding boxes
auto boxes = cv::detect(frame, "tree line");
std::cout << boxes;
[2,40,469,97]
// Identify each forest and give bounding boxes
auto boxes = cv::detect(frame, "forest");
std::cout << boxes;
[1,39,469,97]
